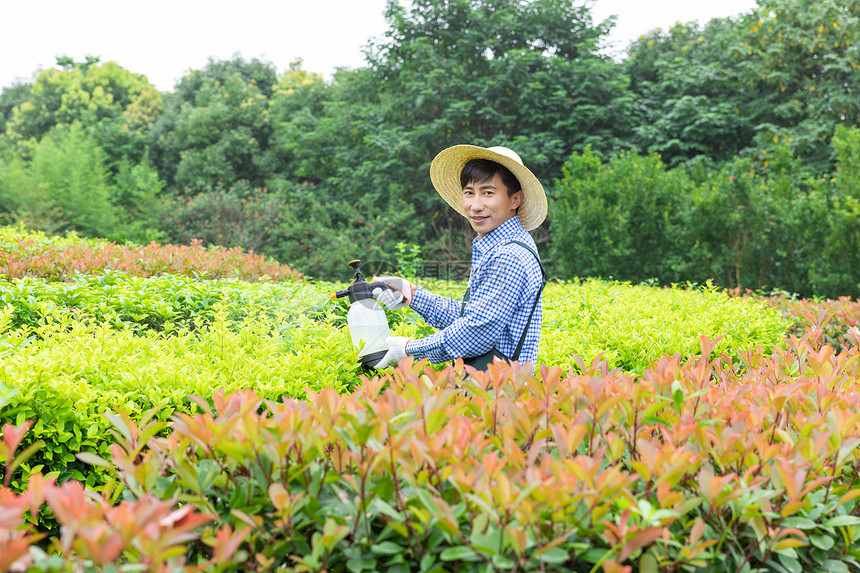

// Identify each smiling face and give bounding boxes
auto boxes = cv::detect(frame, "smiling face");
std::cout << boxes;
[461,172,523,238]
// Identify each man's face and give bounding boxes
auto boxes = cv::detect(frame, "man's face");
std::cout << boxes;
[462,172,523,238]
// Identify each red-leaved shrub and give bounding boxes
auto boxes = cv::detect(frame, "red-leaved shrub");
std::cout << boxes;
[0,235,301,282]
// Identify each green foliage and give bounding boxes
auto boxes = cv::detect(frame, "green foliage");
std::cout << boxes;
[551,128,860,298]
[159,181,286,256]
[267,185,422,280]
[626,19,753,167]
[549,147,693,283]
[0,150,40,228]
[534,279,788,373]
[108,159,165,244]
[737,0,860,173]
[0,272,319,332]
[148,56,277,191]
[157,179,422,281]
[380,276,788,374]
[28,126,121,237]
[393,242,424,278]
[0,81,33,133]
[805,125,860,297]
[270,0,634,266]
[2,0,860,296]
[626,0,860,172]
[676,147,815,294]
[4,57,158,154]
[0,127,164,243]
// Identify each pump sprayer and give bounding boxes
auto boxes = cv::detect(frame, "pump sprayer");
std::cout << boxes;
[332,259,405,369]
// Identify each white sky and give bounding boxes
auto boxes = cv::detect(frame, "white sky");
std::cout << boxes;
[1,0,758,92]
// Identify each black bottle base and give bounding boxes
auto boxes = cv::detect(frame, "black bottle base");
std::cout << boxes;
[360,349,389,369]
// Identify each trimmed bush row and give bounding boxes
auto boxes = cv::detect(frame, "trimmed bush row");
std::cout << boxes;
[0,310,359,495]
[0,226,302,282]
[3,327,860,572]
[535,279,787,374]
[387,277,790,375]
[0,273,789,535]
[0,272,327,332]
[763,294,860,353]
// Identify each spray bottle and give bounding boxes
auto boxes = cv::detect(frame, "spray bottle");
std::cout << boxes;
[332,259,405,368]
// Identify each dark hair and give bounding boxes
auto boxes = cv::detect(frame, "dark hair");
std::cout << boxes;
[460,159,521,196]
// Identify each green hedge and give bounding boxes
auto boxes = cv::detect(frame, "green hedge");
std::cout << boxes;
[0,265,787,534]
[391,277,788,374]
[0,272,323,331]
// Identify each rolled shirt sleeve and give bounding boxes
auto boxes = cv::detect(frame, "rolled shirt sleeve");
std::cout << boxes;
[407,251,529,363]
[408,286,462,331]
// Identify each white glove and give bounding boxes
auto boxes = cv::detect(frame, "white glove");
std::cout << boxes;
[375,336,411,369]
[370,275,413,310]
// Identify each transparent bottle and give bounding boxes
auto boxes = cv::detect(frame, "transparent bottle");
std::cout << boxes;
[332,259,398,368]
[348,298,391,367]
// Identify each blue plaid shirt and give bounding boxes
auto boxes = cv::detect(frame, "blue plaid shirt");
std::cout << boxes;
[406,216,543,364]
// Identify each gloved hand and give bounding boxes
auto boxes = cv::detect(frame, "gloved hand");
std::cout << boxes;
[375,336,411,369]
[370,275,414,310]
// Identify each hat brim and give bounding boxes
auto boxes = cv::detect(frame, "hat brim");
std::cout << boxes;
[429,145,547,231]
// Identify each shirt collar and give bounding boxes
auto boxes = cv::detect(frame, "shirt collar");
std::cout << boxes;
[472,216,525,253]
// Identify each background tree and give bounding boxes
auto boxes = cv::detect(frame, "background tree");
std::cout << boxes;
[549,147,693,283]
[148,56,278,191]
[272,0,633,263]
[1,0,859,295]
[736,0,860,174]
[625,19,754,167]
[626,0,860,173]
[4,57,158,159]
[0,58,164,242]
[0,81,33,134]
[26,126,121,237]
[368,0,634,205]
[265,66,425,278]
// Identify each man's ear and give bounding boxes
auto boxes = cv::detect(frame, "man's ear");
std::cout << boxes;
[514,189,524,209]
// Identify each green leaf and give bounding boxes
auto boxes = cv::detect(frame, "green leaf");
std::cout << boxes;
[440,546,480,562]
[197,459,220,492]
[777,554,802,573]
[370,541,404,556]
[781,517,817,529]
[537,547,569,565]
[823,515,860,528]
[821,560,850,573]
[809,534,836,551]
[75,451,112,469]
[640,552,659,573]
[346,556,377,571]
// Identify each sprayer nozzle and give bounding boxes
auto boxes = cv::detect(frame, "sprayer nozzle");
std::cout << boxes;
[333,288,350,299]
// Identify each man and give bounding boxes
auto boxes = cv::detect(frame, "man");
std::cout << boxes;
[372,144,547,371]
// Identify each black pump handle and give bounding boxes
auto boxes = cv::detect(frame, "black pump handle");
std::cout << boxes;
[331,260,407,306]
[349,259,364,281]
[368,281,408,305]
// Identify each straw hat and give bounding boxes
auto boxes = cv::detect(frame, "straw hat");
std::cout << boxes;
[429,145,547,231]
